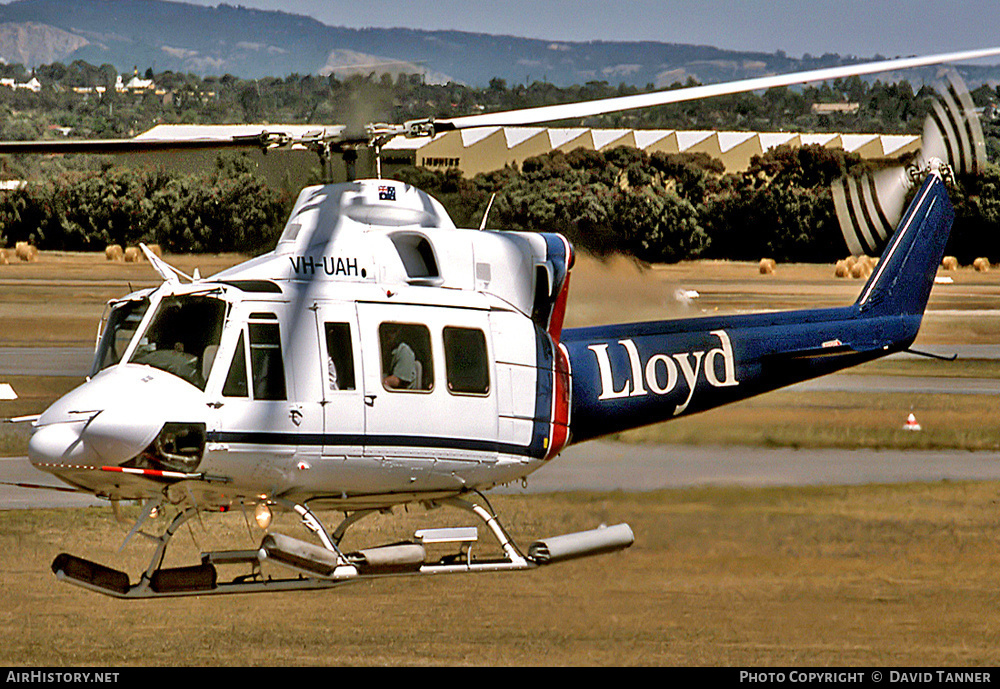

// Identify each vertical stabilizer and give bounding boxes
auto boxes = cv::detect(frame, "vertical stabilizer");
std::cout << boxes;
[854,172,954,317]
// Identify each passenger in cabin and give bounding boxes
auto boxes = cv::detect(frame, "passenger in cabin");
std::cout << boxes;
[381,323,419,390]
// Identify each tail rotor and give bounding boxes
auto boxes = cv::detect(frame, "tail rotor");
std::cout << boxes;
[833,71,986,256]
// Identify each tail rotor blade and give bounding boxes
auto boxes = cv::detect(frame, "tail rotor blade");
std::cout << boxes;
[833,70,985,256]
[833,166,909,256]
[924,72,986,175]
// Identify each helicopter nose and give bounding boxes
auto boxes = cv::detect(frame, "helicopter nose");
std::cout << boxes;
[28,420,99,466]
[28,409,163,468]
[28,366,199,471]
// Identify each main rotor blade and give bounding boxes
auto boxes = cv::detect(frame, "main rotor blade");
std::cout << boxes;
[435,47,1000,131]
[0,125,353,156]
[0,133,271,155]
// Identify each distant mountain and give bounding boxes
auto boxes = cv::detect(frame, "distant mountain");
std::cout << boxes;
[0,0,997,87]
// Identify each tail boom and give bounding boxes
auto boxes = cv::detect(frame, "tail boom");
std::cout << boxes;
[561,173,954,444]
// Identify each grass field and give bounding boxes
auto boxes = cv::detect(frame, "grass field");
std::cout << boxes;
[3,251,1000,667]
[2,485,1000,666]
[3,251,1000,455]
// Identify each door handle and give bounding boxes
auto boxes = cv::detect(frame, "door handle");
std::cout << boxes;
[364,394,377,407]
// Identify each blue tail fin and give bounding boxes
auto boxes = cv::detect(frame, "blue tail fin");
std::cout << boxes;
[853,172,954,317]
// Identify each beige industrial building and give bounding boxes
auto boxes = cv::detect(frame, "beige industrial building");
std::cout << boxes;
[383,127,921,176]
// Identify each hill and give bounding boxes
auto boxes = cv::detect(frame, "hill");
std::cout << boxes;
[1,0,997,86]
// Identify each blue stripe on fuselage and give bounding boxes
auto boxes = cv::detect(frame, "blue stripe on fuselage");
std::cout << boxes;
[206,430,541,458]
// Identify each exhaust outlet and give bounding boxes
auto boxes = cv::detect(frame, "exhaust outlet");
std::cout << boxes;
[528,523,634,564]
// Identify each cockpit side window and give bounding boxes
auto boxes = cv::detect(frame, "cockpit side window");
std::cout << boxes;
[128,295,226,390]
[92,297,150,376]
[222,335,249,398]
[248,317,287,401]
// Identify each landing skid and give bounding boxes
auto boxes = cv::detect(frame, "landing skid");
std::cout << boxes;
[51,494,634,599]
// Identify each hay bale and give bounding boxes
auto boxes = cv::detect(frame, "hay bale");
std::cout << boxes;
[834,259,850,278]
[758,258,776,275]
[974,257,991,272]
[0,248,8,265]
[941,256,959,270]
[15,242,37,262]
[146,244,162,258]
[105,244,124,261]
[850,261,872,279]
[123,247,143,263]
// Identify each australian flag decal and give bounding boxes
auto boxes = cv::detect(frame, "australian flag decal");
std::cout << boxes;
[378,185,396,201]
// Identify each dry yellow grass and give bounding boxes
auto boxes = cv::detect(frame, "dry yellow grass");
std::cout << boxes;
[2,485,1000,666]
[565,254,1000,346]
[617,390,1000,451]
[0,251,245,346]
[4,253,1000,454]
[3,253,1000,666]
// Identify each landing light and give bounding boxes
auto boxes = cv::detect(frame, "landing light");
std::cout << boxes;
[254,503,272,530]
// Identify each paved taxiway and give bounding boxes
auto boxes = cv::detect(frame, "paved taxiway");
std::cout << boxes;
[4,441,1000,509]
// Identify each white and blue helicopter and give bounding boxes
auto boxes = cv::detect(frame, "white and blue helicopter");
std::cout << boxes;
[2,48,997,598]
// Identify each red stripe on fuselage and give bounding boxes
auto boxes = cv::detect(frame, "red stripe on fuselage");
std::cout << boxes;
[546,342,572,460]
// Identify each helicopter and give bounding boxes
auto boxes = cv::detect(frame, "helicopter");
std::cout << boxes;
[1,47,997,598]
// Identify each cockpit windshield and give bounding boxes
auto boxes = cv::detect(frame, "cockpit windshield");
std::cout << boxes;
[128,294,227,390]
[92,297,150,376]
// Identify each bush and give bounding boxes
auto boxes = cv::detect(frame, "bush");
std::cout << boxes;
[0,164,290,254]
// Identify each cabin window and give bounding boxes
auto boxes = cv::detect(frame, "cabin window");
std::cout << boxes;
[379,322,433,392]
[222,336,249,398]
[443,327,490,395]
[92,297,150,375]
[248,319,287,401]
[324,322,356,391]
[128,295,225,390]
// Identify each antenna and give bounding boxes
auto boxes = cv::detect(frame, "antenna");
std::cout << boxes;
[479,193,497,230]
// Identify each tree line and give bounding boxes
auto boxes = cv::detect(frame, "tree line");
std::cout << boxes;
[0,59,998,263]
[0,155,289,254]
[397,145,1000,265]
[3,144,997,266]
[0,58,998,156]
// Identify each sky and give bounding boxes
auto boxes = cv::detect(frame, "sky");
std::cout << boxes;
[188,0,1000,61]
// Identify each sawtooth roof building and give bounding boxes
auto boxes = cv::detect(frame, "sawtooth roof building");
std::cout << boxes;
[382,127,921,176]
